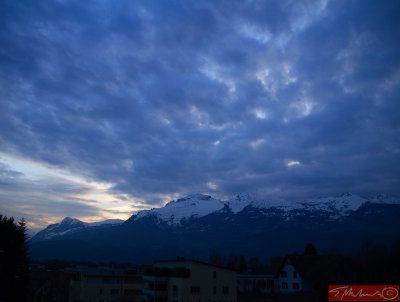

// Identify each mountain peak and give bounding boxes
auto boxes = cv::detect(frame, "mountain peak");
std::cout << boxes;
[135,194,224,225]
[61,217,82,225]
[235,192,254,201]
[225,193,255,213]
[31,217,123,242]
[371,193,400,204]
[304,193,367,215]
[374,193,388,199]
[176,194,212,202]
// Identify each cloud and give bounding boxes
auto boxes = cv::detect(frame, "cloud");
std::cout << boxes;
[0,0,400,230]
[0,155,137,233]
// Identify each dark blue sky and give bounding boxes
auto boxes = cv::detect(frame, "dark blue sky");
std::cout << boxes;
[1,0,399,231]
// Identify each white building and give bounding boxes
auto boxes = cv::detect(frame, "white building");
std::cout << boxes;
[275,256,302,292]
[237,256,302,294]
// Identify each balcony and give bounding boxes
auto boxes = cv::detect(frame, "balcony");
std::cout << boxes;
[142,288,168,296]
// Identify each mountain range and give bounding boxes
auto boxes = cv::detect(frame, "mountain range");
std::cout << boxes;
[30,193,400,264]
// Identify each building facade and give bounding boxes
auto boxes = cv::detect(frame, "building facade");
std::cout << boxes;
[143,259,237,302]
[275,257,302,293]
[237,274,275,294]
[69,267,146,302]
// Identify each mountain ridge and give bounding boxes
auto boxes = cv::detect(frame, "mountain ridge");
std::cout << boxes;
[31,217,124,242]
[32,192,399,242]
[29,200,400,264]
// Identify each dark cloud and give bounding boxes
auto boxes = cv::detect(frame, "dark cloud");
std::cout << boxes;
[0,0,399,223]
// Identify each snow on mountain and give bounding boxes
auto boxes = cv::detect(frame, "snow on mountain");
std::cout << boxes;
[31,217,123,241]
[87,219,124,227]
[370,193,400,205]
[33,193,400,239]
[135,194,225,225]
[57,217,123,228]
[299,192,368,215]
[252,197,303,211]
[134,192,392,224]
[225,193,255,213]
[225,193,302,213]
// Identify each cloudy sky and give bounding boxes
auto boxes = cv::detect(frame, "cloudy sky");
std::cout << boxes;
[1,0,399,233]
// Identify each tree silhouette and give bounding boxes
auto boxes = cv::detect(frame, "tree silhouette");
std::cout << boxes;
[304,242,318,256]
[0,215,30,302]
[209,248,225,266]
[239,255,247,273]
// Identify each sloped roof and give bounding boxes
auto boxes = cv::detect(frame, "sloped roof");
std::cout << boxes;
[154,258,236,272]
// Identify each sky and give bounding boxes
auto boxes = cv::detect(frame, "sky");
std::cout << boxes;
[0,0,400,233]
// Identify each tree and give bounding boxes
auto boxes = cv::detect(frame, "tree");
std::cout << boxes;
[209,249,225,267]
[304,243,318,256]
[239,255,247,273]
[247,257,260,273]
[0,215,30,302]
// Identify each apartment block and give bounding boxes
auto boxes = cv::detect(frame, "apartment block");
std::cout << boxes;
[143,259,237,302]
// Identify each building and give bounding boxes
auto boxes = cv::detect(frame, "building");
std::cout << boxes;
[237,256,302,294]
[274,256,302,292]
[142,259,237,302]
[28,270,80,302]
[69,266,146,302]
[237,274,275,294]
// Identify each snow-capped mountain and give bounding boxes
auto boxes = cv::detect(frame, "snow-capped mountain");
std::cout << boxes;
[224,193,255,213]
[134,194,225,225]
[297,192,368,216]
[30,192,400,263]
[370,193,400,205]
[131,192,394,225]
[31,217,123,242]
[32,192,400,241]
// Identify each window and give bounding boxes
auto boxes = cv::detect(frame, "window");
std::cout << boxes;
[125,277,140,284]
[172,285,178,296]
[213,271,217,279]
[293,283,300,290]
[280,271,287,278]
[262,280,266,288]
[99,288,103,295]
[222,286,229,294]
[267,280,274,289]
[293,271,298,278]
[124,289,141,295]
[213,286,216,295]
[190,286,200,294]
[110,289,119,295]
[282,282,288,289]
